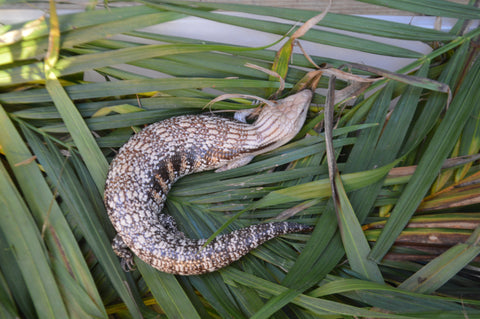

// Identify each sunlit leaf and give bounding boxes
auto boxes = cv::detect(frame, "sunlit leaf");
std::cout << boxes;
[2,1,480,317]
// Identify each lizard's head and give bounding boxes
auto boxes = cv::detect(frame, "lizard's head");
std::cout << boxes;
[253,90,313,150]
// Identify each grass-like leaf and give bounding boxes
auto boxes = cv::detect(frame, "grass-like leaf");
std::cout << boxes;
[399,226,480,294]
[189,1,456,41]
[1,1,480,317]
[370,53,480,262]
[0,162,69,318]
[136,259,202,318]
[359,0,480,18]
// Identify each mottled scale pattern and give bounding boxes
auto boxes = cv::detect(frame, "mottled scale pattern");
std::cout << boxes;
[104,90,313,275]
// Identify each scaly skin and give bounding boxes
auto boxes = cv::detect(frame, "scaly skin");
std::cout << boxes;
[104,90,313,275]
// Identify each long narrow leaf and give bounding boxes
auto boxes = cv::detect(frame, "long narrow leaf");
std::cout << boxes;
[0,6,182,65]
[358,0,480,19]
[0,162,69,319]
[0,270,19,319]
[136,260,201,319]
[25,134,144,318]
[255,159,399,208]
[144,1,423,58]
[399,226,480,293]
[0,78,285,103]
[369,50,480,262]
[222,268,411,318]
[45,75,109,192]
[334,173,384,282]
[187,1,455,41]
[0,105,106,318]
[2,1,480,317]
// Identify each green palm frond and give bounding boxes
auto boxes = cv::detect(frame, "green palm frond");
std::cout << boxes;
[1,0,479,318]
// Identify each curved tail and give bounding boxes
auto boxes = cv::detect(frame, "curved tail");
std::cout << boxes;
[145,221,313,275]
